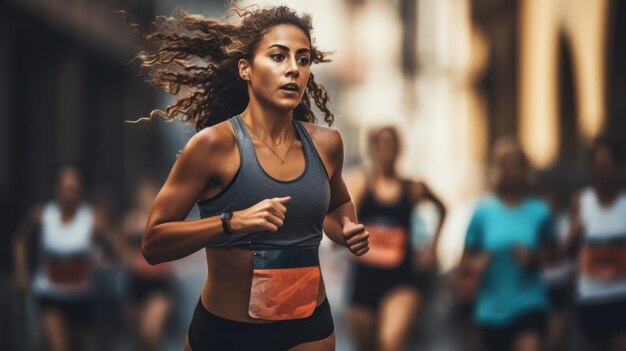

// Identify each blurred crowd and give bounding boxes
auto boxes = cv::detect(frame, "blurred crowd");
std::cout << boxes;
[7,127,626,351]
[2,0,625,350]
[11,169,179,351]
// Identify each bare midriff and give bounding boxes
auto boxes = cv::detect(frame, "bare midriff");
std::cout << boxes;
[200,247,327,323]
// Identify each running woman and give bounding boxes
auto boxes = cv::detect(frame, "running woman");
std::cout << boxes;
[12,163,119,351]
[461,137,557,351]
[345,126,447,351]
[123,178,174,351]
[127,5,370,350]
[566,137,626,351]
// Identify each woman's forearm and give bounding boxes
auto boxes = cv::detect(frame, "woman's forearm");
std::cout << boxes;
[144,197,292,264]
[323,200,356,247]
[142,216,226,264]
[431,203,447,251]
[13,237,29,282]
[12,209,40,287]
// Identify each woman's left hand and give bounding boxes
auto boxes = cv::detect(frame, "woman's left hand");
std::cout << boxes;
[340,217,369,256]
[511,244,538,270]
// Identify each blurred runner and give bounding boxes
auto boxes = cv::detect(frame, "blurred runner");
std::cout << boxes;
[12,163,119,351]
[123,178,174,351]
[460,137,557,351]
[537,181,574,351]
[345,126,446,351]
[565,137,626,351]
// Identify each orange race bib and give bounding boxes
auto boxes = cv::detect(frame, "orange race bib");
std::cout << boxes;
[579,240,626,280]
[46,256,92,286]
[248,247,320,321]
[357,223,408,268]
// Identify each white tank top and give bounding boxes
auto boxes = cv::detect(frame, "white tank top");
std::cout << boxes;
[577,187,626,303]
[41,202,93,256]
[33,202,94,298]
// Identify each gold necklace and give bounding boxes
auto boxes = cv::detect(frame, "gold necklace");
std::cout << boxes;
[242,118,295,164]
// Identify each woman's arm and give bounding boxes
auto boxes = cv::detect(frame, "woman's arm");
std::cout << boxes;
[12,206,42,292]
[458,206,491,280]
[317,129,369,256]
[563,192,584,258]
[142,129,225,264]
[411,181,447,267]
[142,126,290,264]
[511,202,560,270]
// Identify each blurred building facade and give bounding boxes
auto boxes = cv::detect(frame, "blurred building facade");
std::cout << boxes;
[0,0,161,269]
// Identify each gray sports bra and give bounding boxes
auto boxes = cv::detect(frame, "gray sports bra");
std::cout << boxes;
[197,115,331,250]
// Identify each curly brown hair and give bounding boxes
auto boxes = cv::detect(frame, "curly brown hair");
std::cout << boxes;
[124,4,333,131]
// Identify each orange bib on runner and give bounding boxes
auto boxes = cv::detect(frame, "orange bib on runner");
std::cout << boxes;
[357,223,408,269]
[46,257,92,286]
[579,242,626,280]
[248,247,320,321]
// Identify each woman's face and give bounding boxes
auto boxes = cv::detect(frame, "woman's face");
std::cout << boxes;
[369,129,399,167]
[494,149,528,190]
[591,146,619,185]
[242,24,311,112]
[55,167,83,206]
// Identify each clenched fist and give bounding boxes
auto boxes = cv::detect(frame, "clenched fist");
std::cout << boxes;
[230,196,291,235]
[341,216,369,256]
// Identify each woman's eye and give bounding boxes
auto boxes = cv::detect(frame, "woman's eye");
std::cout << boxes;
[271,54,284,61]
[297,57,310,65]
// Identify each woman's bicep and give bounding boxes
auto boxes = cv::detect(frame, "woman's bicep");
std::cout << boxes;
[15,206,42,242]
[464,210,484,252]
[147,135,217,227]
[328,174,352,213]
[326,130,354,212]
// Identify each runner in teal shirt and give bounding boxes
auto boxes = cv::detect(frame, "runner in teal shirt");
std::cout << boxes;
[466,195,556,325]
[462,137,557,351]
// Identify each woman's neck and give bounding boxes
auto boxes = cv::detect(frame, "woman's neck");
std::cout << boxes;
[241,103,293,142]
[58,202,79,223]
[371,164,396,180]
[593,182,620,206]
[496,187,527,206]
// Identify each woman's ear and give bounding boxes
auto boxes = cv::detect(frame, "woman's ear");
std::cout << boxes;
[238,58,251,81]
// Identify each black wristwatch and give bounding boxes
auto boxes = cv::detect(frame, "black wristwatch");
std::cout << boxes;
[221,211,234,236]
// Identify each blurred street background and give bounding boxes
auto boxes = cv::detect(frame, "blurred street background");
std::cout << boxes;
[1,0,625,350]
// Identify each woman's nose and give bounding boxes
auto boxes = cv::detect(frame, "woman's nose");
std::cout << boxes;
[285,57,300,77]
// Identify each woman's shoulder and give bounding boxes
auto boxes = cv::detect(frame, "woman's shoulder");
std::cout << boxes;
[523,196,552,214]
[172,119,239,180]
[473,194,499,212]
[299,121,343,155]
[299,121,343,178]
[186,119,238,156]
[300,120,341,139]
[16,204,46,233]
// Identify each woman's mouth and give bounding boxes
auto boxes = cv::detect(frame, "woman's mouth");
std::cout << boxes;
[280,83,299,93]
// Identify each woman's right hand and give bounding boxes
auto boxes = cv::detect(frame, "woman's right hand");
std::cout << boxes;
[230,196,291,235]
[570,215,585,242]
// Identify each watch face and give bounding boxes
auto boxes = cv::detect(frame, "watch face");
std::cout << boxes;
[223,211,233,220]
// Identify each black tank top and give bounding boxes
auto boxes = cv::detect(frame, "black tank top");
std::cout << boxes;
[357,178,414,269]
[197,115,331,250]
[358,179,413,230]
